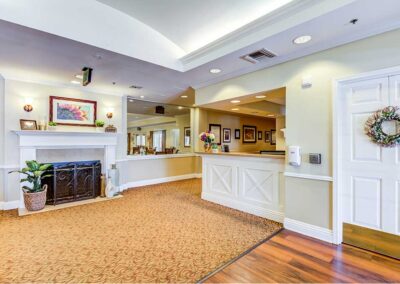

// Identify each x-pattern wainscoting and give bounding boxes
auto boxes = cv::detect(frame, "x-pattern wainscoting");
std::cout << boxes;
[201,154,284,223]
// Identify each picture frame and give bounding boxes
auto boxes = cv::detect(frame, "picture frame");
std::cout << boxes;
[49,96,97,127]
[265,131,271,143]
[20,119,37,130]
[258,131,263,141]
[223,128,231,143]
[234,129,240,139]
[184,127,191,147]
[209,124,222,145]
[270,129,276,145]
[243,125,257,143]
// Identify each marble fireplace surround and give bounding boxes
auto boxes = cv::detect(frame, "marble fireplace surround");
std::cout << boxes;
[13,130,118,209]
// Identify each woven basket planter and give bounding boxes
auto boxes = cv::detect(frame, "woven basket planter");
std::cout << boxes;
[23,186,47,211]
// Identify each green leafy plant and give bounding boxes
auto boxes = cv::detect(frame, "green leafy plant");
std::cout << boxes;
[48,121,57,126]
[95,120,105,127]
[9,160,52,193]
[211,143,218,149]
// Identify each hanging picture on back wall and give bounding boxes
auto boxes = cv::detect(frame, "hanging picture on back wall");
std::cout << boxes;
[49,96,97,127]
[243,125,257,143]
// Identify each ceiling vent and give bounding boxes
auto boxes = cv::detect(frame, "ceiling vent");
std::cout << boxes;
[241,48,276,64]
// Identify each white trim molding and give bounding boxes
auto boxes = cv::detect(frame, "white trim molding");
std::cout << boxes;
[284,218,333,243]
[0,200,19,210]
[284,172,333,182]
[120,173,202,191]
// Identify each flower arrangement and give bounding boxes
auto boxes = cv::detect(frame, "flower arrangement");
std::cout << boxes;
[365,106,400,147]
[199,131,215,144]
[199,131,215,152]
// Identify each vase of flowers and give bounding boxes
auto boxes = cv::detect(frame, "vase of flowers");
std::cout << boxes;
[211,143,219,153]
[199,131,215,152]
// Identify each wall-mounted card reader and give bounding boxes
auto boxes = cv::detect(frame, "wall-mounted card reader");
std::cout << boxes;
[288,146,301,167]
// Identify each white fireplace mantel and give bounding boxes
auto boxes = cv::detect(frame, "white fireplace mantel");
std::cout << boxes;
[13,130,119,209]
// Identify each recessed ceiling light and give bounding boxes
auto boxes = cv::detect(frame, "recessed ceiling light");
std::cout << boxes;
[210,68,221,74]
[267,114,275,117]
[75,74,83,79]
[140,95,145,99]
[180,95,188,98]
[293,35,312,44]
[230,100,241,103]
[178,106,183,110]
[255,95,266,99]
[70,80,81,85]
[129,99,134,102]
[231,108,239,111]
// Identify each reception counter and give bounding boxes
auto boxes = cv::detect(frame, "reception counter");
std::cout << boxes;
[197,152,285,222]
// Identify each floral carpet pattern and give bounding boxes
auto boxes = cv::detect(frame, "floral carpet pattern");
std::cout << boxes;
[0,179,282,283]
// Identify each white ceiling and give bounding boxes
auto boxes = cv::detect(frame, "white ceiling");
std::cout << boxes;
[97,0,293,54]
[0,0,399,106]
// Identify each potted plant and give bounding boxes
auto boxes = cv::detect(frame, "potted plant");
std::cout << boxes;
[9,160,52,211]
[199,131,215,152]
[95,120,105,132]
[211,143,219,153]
[48,121,57,131]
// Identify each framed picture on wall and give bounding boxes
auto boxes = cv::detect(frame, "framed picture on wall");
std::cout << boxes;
[243,125,257,143]
[265,131,271,143]
[234,129,240,139]
[270,129,276,145]
[223,128,231,143]
[258,131,263,141]
[184,127,191,147]
[20,119,37,130]
[49,96,97,127]
[209,124,221,145]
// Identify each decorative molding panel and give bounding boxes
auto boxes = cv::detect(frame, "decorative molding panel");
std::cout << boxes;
[284,172,333,182]
[284,218,333,243]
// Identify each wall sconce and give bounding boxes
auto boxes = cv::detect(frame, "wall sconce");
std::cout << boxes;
[23,98,33,112]
[106,107,114,119]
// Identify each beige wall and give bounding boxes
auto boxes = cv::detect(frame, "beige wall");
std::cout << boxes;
[1,79,122,202]
[199,109,276,152]
[196,29,400,229]
[118,156,201,184]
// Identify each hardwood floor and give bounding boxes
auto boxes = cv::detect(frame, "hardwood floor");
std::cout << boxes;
[203,229,400,283]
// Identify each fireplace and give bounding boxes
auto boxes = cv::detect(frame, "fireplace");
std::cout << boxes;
[43,160,101,205]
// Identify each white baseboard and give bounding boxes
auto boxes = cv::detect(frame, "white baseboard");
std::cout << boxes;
[284,217,333,243]
[202,192,284,223]
[0,200,19,210]
[120,173,202,191]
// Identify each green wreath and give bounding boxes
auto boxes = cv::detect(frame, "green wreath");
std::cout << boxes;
[365,106,400,147]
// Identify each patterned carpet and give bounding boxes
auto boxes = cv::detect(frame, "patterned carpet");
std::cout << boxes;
[0,179,282,283]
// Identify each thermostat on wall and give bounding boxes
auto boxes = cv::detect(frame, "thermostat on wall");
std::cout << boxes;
[309,153,322,164]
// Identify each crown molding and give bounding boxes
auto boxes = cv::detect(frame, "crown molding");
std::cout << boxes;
[192,19,400,91]
[180,0,356,71]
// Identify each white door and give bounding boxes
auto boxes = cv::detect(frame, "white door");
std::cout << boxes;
[341,76,400,236]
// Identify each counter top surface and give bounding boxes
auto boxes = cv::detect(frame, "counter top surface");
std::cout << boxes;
[196,151,285,159]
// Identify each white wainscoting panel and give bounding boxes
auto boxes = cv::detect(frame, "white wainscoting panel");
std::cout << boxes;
[200,154,285,222]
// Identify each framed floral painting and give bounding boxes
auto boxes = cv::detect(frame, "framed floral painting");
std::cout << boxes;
[49,96,97,126]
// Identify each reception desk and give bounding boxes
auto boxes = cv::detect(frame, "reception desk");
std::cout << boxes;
[198,152,285,222]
